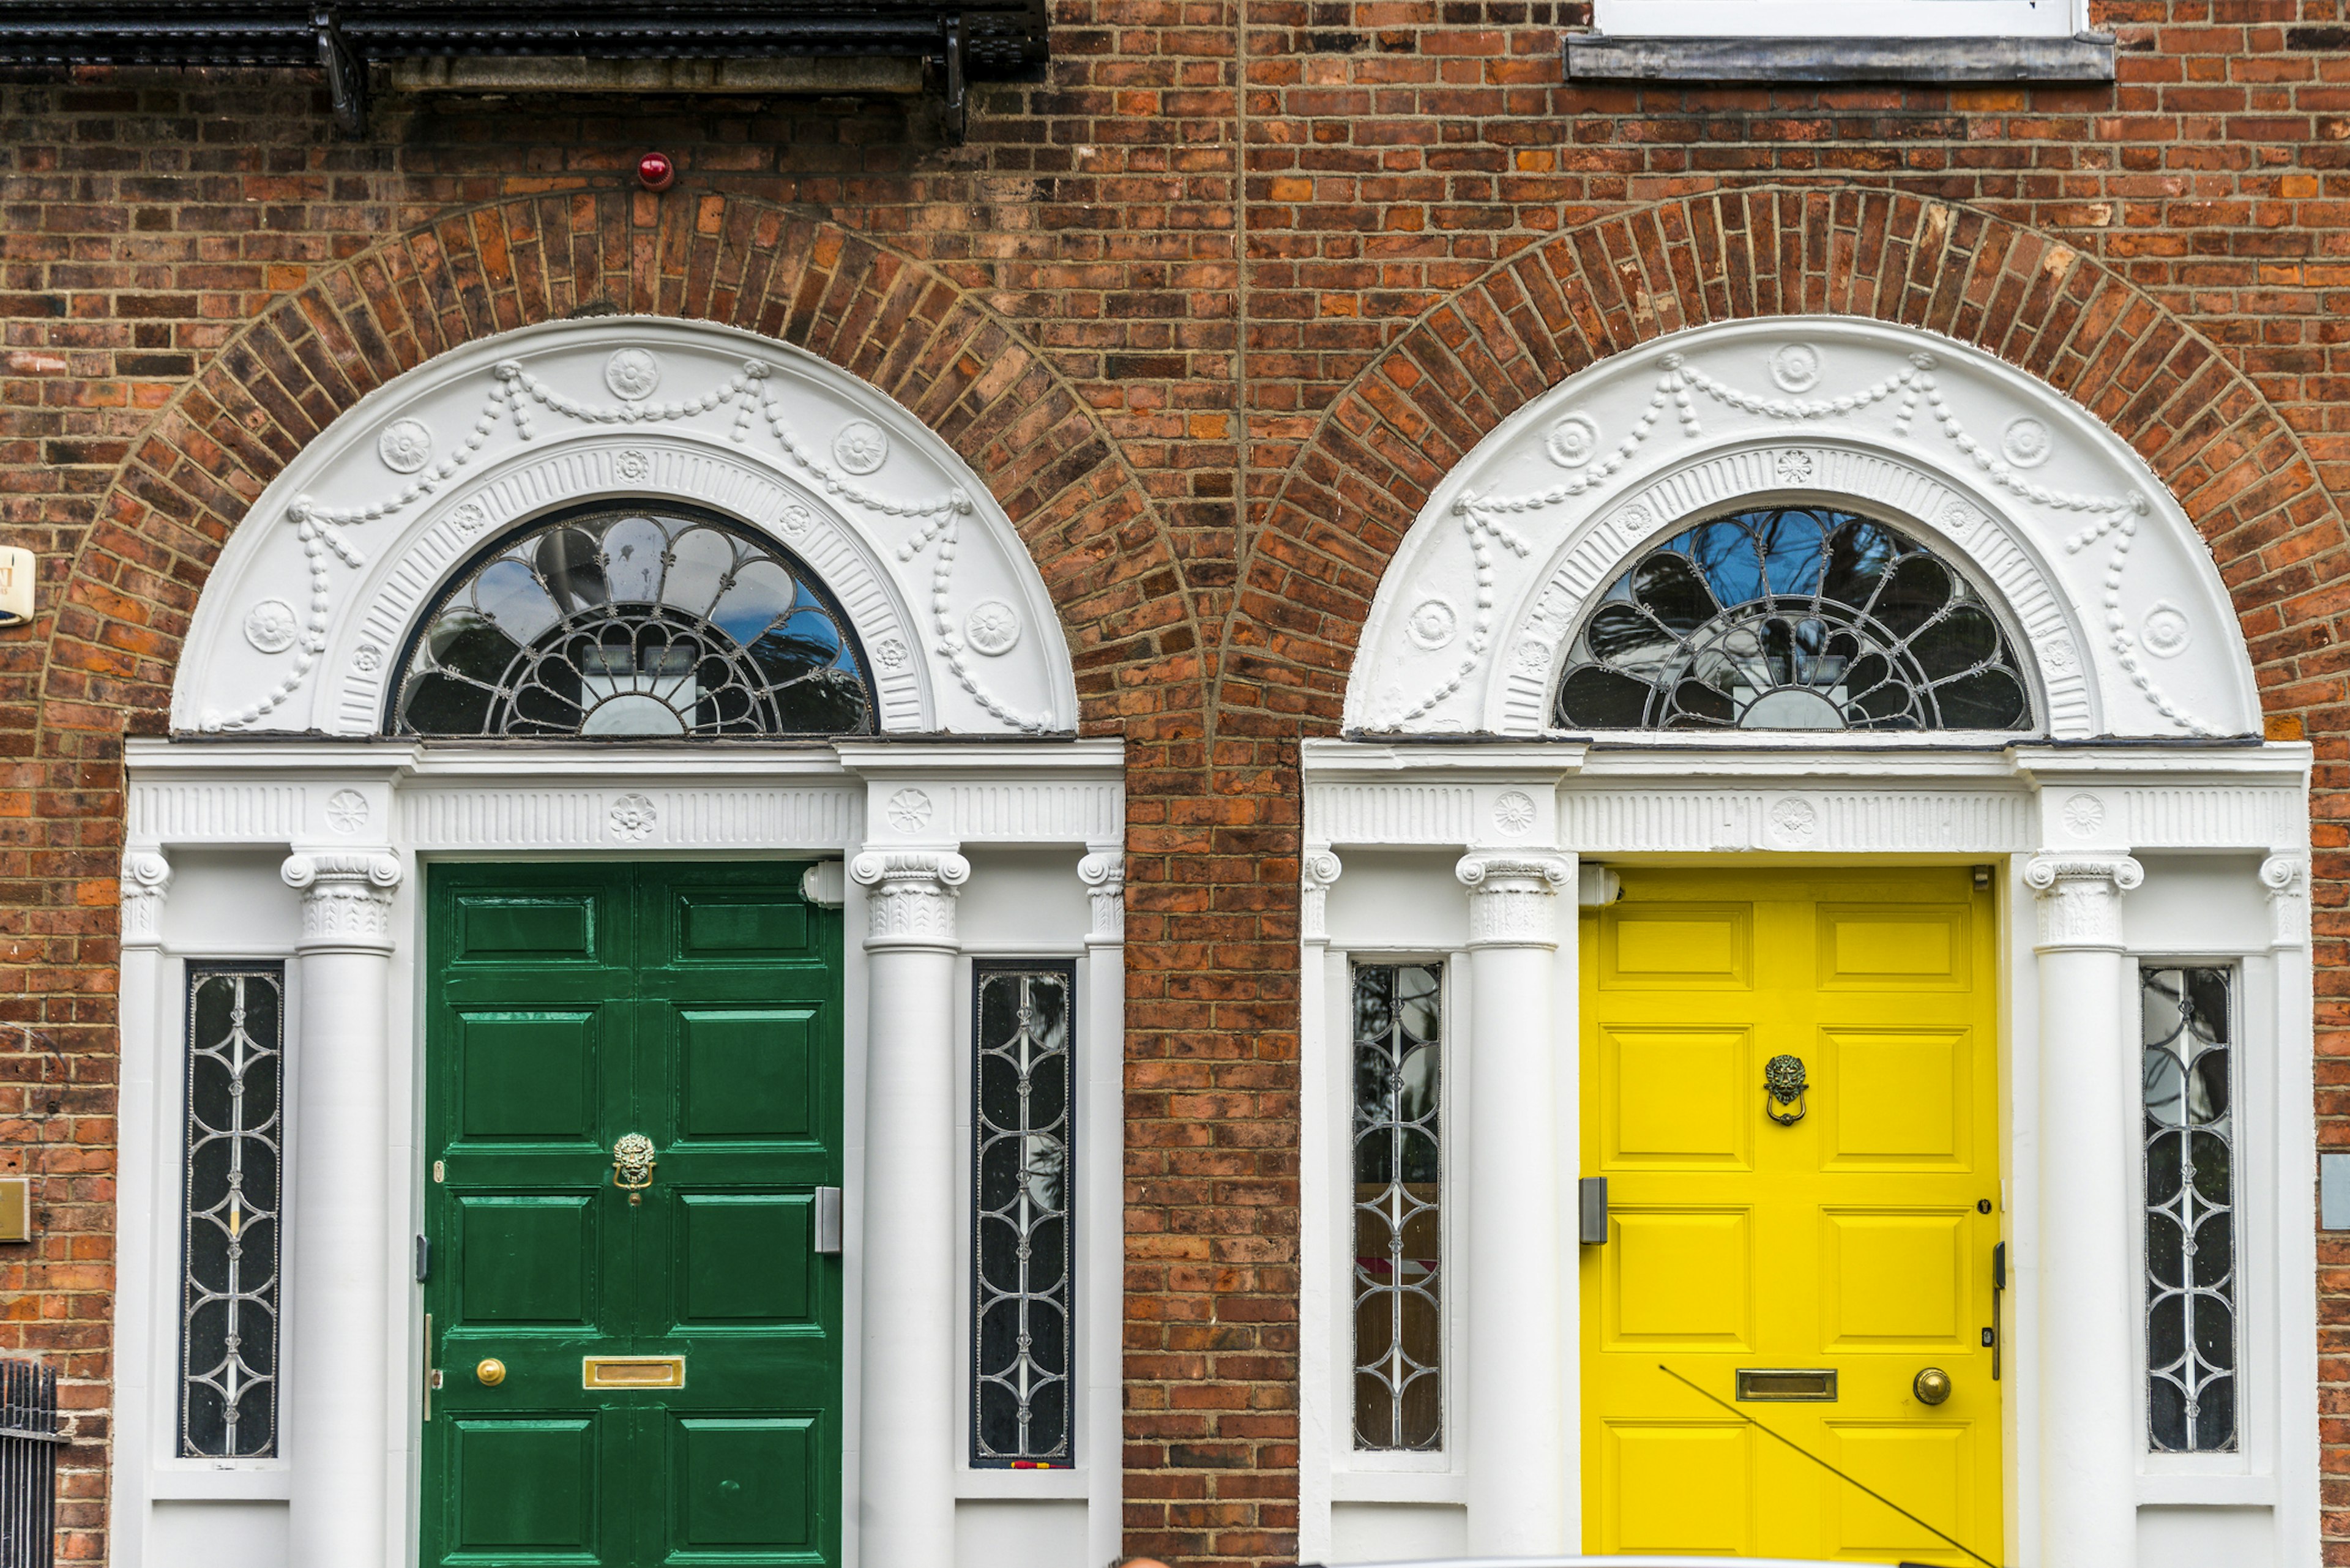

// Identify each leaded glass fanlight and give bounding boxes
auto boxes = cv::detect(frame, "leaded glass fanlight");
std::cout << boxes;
[1553,507,2033,733]
[391,504,875,738]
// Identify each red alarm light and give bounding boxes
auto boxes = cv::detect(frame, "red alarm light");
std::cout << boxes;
[636,152,676,192]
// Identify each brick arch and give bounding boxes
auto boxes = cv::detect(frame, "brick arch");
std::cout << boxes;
[43,192,1194,742]
[1227,187,2346,738]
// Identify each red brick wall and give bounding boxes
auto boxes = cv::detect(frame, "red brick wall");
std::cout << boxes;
[4,2,2350,1562]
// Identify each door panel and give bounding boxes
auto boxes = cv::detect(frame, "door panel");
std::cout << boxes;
[426,863,843,1568]
[1583,867,2002,1565]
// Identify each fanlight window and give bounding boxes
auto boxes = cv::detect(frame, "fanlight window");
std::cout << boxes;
[392,505,875,738]
[1553,507,2032,733]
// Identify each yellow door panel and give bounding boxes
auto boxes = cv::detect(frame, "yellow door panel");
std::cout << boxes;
[1583,867,2002,1565]
[1610,1210,1751,1345]
[1603,904,1753,988]
[1825,1028,1969,1164]
[1817,903,1971,989]
[1602,1025,1753,1165]
[1603,1422,1751,1555]
[1821,1211,1964,1343]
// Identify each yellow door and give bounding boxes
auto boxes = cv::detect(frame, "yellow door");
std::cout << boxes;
[1581,866,2003,1564]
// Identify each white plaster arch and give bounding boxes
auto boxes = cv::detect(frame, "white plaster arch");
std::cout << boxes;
[173,316,1080,736]
[1343,316,2262,741]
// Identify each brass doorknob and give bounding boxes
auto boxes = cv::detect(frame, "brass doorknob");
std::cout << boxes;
[476,1357,507,1387]
[1913,1367,1952,1406]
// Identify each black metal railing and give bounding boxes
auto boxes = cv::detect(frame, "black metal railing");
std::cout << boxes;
[0,1361,61,1568]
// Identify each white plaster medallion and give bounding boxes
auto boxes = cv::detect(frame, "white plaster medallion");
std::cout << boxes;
[1775,449,1815,484]
[610,793,658,842]
[1512,638,1554,677]
[874,638,908,670]
[378,419,434,474]
[1491,790,1537,837]
[834,420,889,475]
[352,643,383,674]
[965,602,1022,657]
[614,449,652,482]
[447,501,489,533]
[1769,796,1819,847]
[2142,601,2191,659]
[244,599,300,654]
[2061,792,2106,838]
[1769,342,1821,393]
[2002,416,2053,468]
[886,788,933,832]
[779,504,812,537]
[1406,598,1458,651]
[324,789,369,835]
[604,348,662,401]
[1545,414,1601,469]
[2039,635,2077,674]
[1936,500,1982,540]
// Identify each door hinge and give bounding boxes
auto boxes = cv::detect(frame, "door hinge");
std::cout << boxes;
[1578,1176,1608,1245]
[414,1234,431,1283]
[815,1185,843,1255]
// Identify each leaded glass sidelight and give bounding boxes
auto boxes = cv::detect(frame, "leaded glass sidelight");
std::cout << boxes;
[972,963,1075,1466]
[1352,961,1442,1451]
[1553,507,2033,733]
[2144,965,2237,1453]
[180,965,285,1458]
[390,504,875,738]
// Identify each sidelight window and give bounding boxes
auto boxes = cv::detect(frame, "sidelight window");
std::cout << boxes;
[2143,965,2237,1453]
[1351,961,1443,1452]
[971,963,1076,1466]
[179,965,285,1459]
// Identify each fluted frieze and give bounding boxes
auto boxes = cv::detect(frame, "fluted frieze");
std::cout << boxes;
[282,851,403,950]
[2024,854,2143,950]
[1078,849,1125,944]
[1455,853,1573,949]
[120,851,174,948]
[851,848,971,949]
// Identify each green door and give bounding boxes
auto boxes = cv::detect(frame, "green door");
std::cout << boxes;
[423,862,843,1568]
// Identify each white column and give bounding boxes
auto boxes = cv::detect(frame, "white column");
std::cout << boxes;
[110,851,173,1568]
[2024,853,2143,1568]
[1455,851,1573,1556]
[281,849,402,1568]
[1297,846,1342,1565]
[849,848,969,1566]
[1077,848,1127,1568]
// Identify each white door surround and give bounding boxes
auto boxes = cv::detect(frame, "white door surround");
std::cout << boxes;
[109,315,1126,1568]
[1302,315,2316,1568]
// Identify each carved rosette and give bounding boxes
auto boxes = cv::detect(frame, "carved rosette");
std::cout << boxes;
[1300,848,1343,944]
[281,851,404,950]
[1078,849,1126,944]
[1455,853,1573,949]
[2262,854,2310,949]
[849,849,971,949]
[2023,854,2144,950]
[119,851,174,947]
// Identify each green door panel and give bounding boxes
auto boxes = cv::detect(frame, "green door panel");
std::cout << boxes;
[425,863,844,1568]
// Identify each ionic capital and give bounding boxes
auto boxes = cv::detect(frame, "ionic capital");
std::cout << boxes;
[1455,852,1573,949]
[1078,849,1125,944]
[119,851,173,949]
[851,848,971,949]
[2262,853,2310,949]
[1300,846,1343,944]
[2023,854,2143,951]
[281,850,403,952]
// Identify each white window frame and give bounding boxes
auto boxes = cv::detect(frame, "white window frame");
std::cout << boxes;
[1592,0,2083,39]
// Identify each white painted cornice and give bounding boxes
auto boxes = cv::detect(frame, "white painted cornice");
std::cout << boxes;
[171,315,1079,739]
[1345,316,2263,742]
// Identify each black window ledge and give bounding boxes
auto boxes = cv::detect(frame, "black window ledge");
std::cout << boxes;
[1565,31,2117,83]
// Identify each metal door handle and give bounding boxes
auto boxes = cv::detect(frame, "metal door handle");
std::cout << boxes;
[476,1357,507,1387]
[1912,1367,1952,1405]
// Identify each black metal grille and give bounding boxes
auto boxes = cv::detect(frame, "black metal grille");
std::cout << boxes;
[0,1361,61,1568]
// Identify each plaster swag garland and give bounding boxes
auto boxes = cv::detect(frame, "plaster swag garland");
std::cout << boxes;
[211,349,1048,734]
[1388,344,2210,736]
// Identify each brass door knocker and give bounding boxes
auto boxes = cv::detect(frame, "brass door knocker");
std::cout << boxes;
[1764,1055,1808,1126]
[612,1133,657,1204]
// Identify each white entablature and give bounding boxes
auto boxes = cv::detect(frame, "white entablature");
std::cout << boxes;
[1345,315,2262,741]
[173,316,1080,737]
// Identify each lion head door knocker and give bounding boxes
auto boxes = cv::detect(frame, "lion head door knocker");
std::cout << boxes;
[611,1133,657,1205]
[1763,1055,1809,1126]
